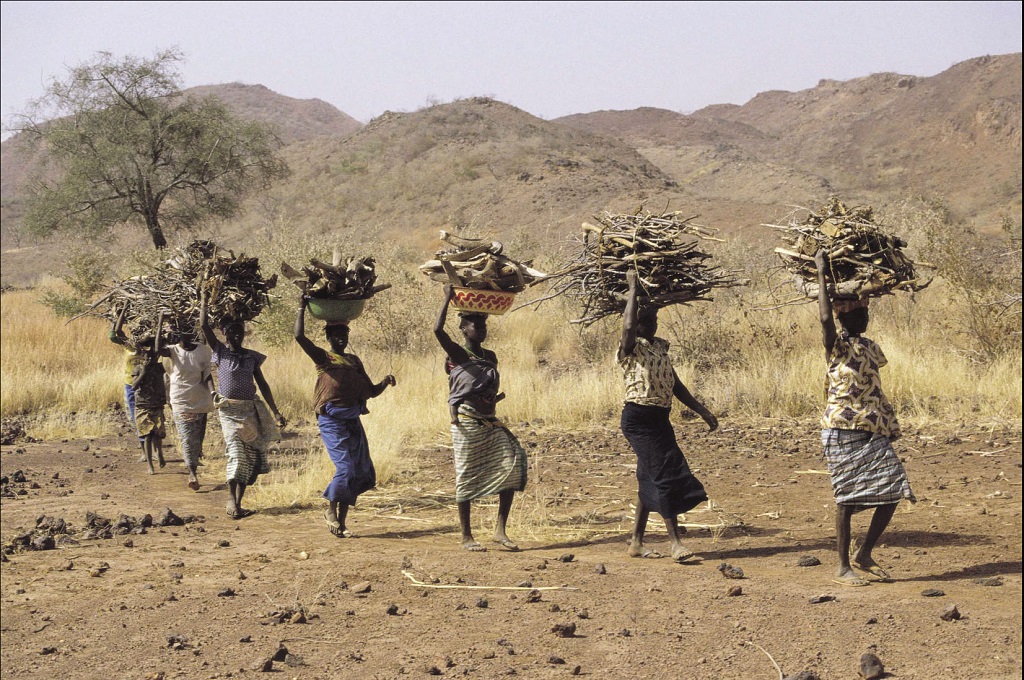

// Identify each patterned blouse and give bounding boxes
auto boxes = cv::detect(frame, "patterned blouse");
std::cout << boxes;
[821,334,900,438]
[618,337,675,409]
[211,342,266,401]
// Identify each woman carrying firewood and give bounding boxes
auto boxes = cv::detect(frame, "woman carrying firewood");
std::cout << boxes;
[434,285,527,552]
[814,250,915,586]
[618,271,718,563]
[294,297,396,538]
[160,334,215,492]
[200,296,286,520]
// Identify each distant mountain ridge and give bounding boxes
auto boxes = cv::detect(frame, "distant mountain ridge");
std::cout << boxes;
[1,54,1020,284]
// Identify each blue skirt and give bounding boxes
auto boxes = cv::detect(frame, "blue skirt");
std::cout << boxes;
[318,402,376,506]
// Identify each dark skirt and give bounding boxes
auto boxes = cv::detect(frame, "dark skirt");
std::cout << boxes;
[621,402,708,517]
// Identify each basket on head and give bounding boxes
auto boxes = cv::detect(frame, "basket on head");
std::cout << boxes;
[451,287,516,316]
[307,298,366,322]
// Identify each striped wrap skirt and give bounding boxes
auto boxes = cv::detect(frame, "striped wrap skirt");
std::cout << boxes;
[217,398,279,485]
[173,411,208,469]
[451,403,527,503]
[822,428,915,506]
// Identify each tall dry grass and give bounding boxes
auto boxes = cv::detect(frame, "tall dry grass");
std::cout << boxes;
[3,237,1020,519]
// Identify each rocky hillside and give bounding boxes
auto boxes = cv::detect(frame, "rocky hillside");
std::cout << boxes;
[1,54,1020,284]
[557,53,1022,229]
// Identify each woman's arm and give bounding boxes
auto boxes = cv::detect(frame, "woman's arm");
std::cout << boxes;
[434,285,470,365]
[198,292,223,351]
[293,297,325,362]
[109,304,128,346]
[253,364,286,428]
[814,249,838,355]
[618,270,640,360]
[672,371,718,432]
[368,373,397,398]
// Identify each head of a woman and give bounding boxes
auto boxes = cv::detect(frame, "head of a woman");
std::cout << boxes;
[325,321,349,354]
[220,320,246,349]
[459,313,488,345]
[636,307,659,341]
[834,299,869,336]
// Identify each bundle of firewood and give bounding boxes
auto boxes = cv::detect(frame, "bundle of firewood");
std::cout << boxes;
[765,198,930,300]
[544,209,745,326]
[281,252,391,300]
[419,231,546,292]
[79,240,276,345]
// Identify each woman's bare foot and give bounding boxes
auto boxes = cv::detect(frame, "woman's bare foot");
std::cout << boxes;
[852,555,892,582]
[671,544,696,563]
[462,538,487,552]
[492,537,519,551]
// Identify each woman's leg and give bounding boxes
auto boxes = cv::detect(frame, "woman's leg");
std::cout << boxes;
[144,434,155,475]
[628,497,657,557]
[459,501,484,551]
[661,512,694,561]
[852,503,897,579]
[492,490,518,550]
[227,480,240,516]
[834,504,867,583]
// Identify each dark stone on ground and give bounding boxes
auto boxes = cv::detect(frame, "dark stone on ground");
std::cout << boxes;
[718,563,745,579]
[594,563,607,574]
[859,652,884,679]
[940,604,961,621]
[797,555,822,567]
[551,622,576,637]
[809,595,836,604]
[727,585,743,597]
[922,588,945,597]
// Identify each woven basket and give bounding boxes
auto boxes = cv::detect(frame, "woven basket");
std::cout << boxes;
[307,298,366,322]
[451,287,517,315]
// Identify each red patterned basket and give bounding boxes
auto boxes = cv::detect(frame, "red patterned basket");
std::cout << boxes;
[451,287,517,315]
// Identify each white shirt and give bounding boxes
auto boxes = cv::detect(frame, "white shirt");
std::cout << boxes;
[167,344,215,414]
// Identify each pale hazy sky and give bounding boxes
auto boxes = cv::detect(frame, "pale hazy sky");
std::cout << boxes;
[1,1,1021,131]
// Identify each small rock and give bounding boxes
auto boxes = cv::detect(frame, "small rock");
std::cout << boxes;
[272,644,289,661]
[525,589,542,603]
[940,604,961,621]
[350,581,372,594]
[551,622,576,638]
[433,655,454,669]
[238,571,247,580]
[866,617,878,624]
[516,580,533,588]
[476,597,488,609]
[288,611,306,624]
[576,608,590,619]
[283,653,305,667]
[217,540,230,548]
[859,652,884,680]
[972,577,1004,587]
[557,553,575,563]
[253,658,274,672]
[571,667,582,676]
[425,665,442,676]
[783,673,820,680]
[40,647,57,655]
[593,563,607,575]
[385,603,400,615]
[808,595,835,604]
[921,588,945,597]
[217,588,236,597]
[796,555,821,567]
[31,535,55,551]
[123,538,134,548]
[718,562,744,579]
[239,636,252,643]
[548,655,566,665]
[298,551,309,560]
[454,602,467,611]
[548,603,561,612]
[158,508,184,527]
[727,585,743,597]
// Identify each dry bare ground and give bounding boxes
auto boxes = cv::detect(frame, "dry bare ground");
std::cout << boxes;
[1,417,1020,679]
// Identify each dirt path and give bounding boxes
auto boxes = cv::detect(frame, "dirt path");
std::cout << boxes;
[2,419,1021,679]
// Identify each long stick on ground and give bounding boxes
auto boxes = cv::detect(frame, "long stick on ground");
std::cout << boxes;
[743,641,784,680]
[402,570,578,591]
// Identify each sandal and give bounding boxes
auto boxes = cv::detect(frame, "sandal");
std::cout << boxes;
[324,509,345,537]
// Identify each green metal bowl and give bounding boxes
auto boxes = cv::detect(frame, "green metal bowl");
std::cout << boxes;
[306,298,366,322]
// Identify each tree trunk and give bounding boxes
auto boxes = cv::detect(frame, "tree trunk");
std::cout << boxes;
[145,213,167,250]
